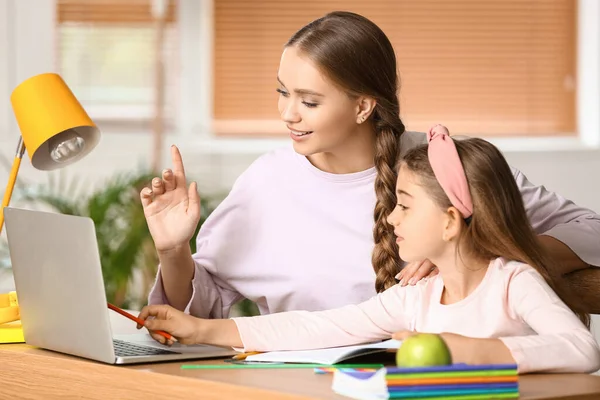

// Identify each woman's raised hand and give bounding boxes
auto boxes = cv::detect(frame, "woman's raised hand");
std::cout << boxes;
[140,145,201,253]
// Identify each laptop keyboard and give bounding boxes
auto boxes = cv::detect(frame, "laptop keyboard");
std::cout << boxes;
[113,339,180,357]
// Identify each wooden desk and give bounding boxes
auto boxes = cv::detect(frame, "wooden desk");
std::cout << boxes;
[1,313,600,399]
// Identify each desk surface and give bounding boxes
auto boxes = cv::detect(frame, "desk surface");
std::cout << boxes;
[1,312,600,399]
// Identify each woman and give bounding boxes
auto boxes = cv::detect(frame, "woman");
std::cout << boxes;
[141,11,600,318]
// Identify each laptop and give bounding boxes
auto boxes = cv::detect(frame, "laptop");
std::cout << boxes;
[3,207,237,364]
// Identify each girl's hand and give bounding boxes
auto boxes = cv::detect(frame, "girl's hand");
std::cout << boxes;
[393,330,463,345]
[396,259,439,286]
[392,330,515,366]
[137,304,202,345]
[392,330,420,341]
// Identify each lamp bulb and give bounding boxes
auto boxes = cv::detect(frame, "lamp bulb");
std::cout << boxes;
[49,133,85,163]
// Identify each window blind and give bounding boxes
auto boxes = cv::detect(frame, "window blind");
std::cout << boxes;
[214,0,576,137]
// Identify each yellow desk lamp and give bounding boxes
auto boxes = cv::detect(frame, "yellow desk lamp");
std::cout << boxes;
[0,73,100,343]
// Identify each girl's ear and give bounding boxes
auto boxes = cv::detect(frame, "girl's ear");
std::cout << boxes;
[355,96,377,124]
[442,207,463,241]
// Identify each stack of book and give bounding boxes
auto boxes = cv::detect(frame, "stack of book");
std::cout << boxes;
[331,363,519,399]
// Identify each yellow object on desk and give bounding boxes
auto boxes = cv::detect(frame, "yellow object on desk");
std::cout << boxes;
[0,292,24,343]
[0,321,24,343]
[0,291,19,323]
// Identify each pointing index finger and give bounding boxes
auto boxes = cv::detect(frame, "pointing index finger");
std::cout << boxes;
[170,145,187,188]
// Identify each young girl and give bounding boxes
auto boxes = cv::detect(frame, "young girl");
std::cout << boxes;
[142,11,600,320]
[139,125,600,374]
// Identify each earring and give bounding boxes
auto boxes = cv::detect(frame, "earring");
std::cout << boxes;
[358,116,366,124]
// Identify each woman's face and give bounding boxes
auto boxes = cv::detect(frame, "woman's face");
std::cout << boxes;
[276,46,365,157]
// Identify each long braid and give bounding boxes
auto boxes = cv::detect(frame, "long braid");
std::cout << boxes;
[372,106,404,292]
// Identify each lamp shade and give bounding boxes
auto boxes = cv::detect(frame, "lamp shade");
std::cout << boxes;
[10,73,100,171]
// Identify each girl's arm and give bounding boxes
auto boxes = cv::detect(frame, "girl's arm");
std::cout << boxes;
[392,330,515,366]
[395,264,600,374]
[498,268,600,373]
[137,305,241,346]
[226,283,420,352]
[141,283,422,351]
[395,265,600,374]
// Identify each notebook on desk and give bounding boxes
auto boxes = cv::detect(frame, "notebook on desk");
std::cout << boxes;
[245,339,402,364]
[331,364,519,400]
[3,207,236,365]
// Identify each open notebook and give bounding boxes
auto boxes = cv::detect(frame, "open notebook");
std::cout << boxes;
[245,339,402,364]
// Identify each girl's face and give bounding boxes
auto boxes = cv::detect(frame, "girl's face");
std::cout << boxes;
[386,165,450,263]
[276,46,365,157]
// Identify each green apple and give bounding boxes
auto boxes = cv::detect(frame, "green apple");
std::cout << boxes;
[396,333,452,367]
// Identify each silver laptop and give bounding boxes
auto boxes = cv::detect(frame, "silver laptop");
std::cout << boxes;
[3,207,236,364]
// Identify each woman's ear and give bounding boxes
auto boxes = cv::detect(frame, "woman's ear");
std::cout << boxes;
[356,96,377,124]
[442,207,463,241]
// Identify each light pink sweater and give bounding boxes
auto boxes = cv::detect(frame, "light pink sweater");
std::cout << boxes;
[148,132,600,319]
[232,258,600,374]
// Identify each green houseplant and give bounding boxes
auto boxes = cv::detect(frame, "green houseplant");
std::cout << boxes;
[0,163,258,315]
[4,169,221,309]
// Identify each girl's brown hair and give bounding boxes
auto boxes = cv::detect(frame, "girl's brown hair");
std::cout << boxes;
[400,138,590,327]
[286,11,404,292]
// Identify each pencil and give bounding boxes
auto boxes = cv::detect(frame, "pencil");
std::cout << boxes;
[107,302,174,342]
[231,351,262,360]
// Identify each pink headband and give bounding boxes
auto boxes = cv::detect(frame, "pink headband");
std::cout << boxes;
[427,125,473,220]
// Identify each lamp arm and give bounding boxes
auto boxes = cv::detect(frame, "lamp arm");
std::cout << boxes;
[0,136,26,234]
